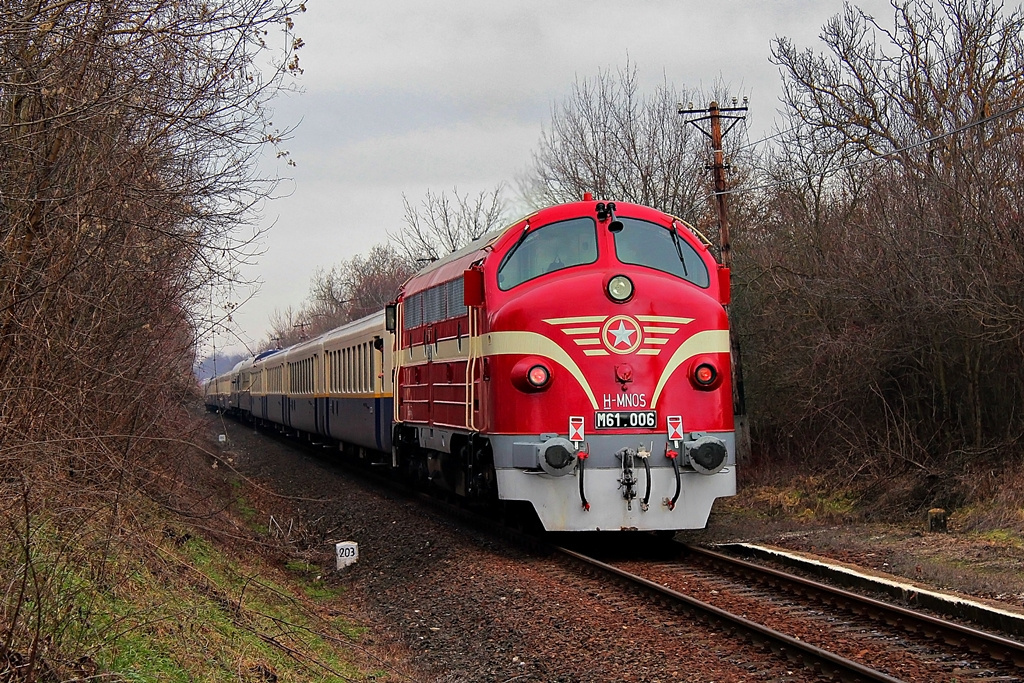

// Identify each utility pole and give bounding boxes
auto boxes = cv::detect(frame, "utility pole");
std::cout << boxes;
[680,98,750,459]
[679,98,747,267]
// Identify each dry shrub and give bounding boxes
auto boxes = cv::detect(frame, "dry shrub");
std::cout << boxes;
[0,1,303,678]
[949,458,1024,534]
[735,0,1024,512]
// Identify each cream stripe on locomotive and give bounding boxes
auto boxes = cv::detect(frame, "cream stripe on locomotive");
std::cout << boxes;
[544,314,696,358]
[399,324,731,411]
[485,328,730,411]
[649,329,731,408]
[479,330,600,409]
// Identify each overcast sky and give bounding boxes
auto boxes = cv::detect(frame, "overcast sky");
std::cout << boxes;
[210,0,894,358]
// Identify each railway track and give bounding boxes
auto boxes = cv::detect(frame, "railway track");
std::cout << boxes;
[407,475,1024,680]
[556,540,1024,682]
[232,420,1024,680]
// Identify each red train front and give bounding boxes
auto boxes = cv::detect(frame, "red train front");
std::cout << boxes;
[390,198,735,531]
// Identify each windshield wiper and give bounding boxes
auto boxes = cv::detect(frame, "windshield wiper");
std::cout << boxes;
[669,222,689,277]
[503,220,531,263]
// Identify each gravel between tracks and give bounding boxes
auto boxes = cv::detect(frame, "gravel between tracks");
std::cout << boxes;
[206,412,1024,681]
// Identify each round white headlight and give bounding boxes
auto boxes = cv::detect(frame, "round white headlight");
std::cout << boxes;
[607,275,634,302]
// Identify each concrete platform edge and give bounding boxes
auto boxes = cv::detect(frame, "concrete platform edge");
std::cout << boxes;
[717,542,1024,639]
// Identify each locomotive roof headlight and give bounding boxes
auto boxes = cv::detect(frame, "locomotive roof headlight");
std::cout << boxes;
[607,275,634,302]
[527,364,550,389]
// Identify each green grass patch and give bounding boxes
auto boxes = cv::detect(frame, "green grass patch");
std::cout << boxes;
[974,528,1024,548]
[1,508,374,682]
[285,559,346,601]
[230,478,258,523]
[726,477,861,522]
[97,533,366,681]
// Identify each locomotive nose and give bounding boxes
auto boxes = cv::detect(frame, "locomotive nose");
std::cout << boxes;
[539,437,578,476]
[686,436,728,475]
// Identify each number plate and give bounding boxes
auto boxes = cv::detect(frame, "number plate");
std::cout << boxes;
[594,411,657,430]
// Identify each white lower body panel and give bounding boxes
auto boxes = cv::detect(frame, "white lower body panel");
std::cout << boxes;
[496,466,736,531]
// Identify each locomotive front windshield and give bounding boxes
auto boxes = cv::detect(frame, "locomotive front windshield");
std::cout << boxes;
[613,217,709,288]
[497,217,598,290]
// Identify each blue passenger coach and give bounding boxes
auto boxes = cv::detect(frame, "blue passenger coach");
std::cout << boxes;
[206,312,394,455]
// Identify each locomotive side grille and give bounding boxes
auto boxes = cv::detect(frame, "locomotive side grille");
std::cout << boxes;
[405,292,423,329]
[424,286,444,323]
[447,278,467,318]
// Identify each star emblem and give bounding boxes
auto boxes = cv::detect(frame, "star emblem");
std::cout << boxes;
[600,315,642,355]
[608,321,635,347]
[544,313,692,358]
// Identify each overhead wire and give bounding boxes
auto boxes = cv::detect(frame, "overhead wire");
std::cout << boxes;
[707,99,1024,202]
[734,125,798,151]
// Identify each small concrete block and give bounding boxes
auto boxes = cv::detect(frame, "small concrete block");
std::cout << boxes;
[335,541,359,570]
[928,508,948,533]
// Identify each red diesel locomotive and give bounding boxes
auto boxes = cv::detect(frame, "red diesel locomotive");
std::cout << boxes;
[205,197,735,532]
[387,196,735,531]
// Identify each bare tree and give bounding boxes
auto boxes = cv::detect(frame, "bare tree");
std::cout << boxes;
[740,0,1024,490]
[390,186,506,264]
[307,242,415,322]
[261,243,415,351]
[521,63,743,226]
[0,0,304,674]
[264,305,303,349]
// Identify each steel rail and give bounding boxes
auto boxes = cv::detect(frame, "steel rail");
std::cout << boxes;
[556,546,906,683]
[685,543,1024,669]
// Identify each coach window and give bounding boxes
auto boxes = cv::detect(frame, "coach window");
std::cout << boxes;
[497,217,597,291]
[613,217,710,288]
[369,342,376,393]
[348,348,354,393]
[354,345,360,393]
[359,344,365,392]
[344,348,351,393]
[364,343,370,392]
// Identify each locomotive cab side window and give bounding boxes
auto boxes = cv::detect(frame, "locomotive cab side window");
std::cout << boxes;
[613,217,710,288]
[497,217,597,291]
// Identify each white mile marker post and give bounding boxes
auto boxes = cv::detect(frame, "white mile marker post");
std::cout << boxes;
[335,541,359,570]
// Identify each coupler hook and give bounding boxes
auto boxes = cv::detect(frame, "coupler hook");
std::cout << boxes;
[616,447,638,511]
